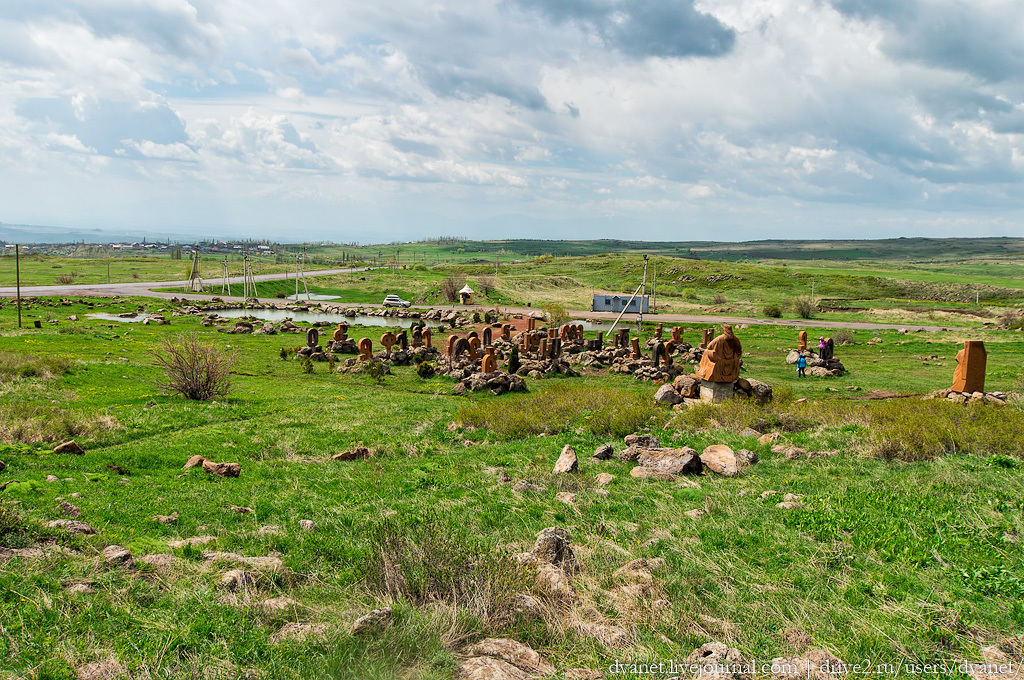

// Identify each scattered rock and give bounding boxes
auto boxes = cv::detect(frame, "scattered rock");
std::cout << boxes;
[701,445,740,476]
[531,527,574,568]
[54,440,85,455]
[57,501,81,518]
[685,508,708,519]
[270,622,327,644]
[455,657,531,680]
[230,506,252,514]
[151,513,178,524]
[636,447,702,475]
[613,559,654,585]
[736,449,758,466]
[739,427,761,438]
[45,474,59,482]
[182,454,205,469]
[352,607,393,635]
[776,501,804,510]
[46,519,97,534]
[686,641,750,679]
[592,444,614,460]
[654,383,682,405]
[465,638,555,675]
[167,536,216,548]
[781,627,814,652]
[332,447,370,461]
[106,465,129,476]
[201,460,241,478]
[624,434,660,449]
[555,492,577,505]
[512,480,545,494]
[575,622,630,648]
[76,659,123,680]
[102,545,135,569]
[595,473,615,487]
[759,490,779,499]
[629,467,677,481]
[259,597,300,613]
[553,445,578,474]
[758,432,782,445]
[534,562,575,597]
[784,493,805,501]
[66,583,96,595]
[138,554,181,571]
[773,443,806,460]
[298,519,316,531]
[219,569,258,591]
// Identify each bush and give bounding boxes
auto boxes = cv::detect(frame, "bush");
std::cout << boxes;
[366,360,387,385]
[792,296,816,319]
[439,277,462,303]
[762,304,782,318]
[477,277,496,297]
[508,346,521,375]
[152,332,234,401]
[684,289,698,300]
[867,400,1024,461]
[54,273,77,285]
[833,329,855,345]
[543,304,569,325]
[416,362,435,379]
[300,356,314,374]
[713,293,727,304]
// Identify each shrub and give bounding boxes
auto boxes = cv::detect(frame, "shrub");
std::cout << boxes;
[713,293,727,304]
[366,360,387,385]
[274,291,287,299]
[439,277,462,303]
[762,304,782,318]
[416,362,435,379]
[152,332,234,401]
[508,346,521,375]
[477,277,496,297]
[543,304,570,325]
[792,296,816,319]
[457,386,665,439]
[833,329,855,345]
[300,356,314,374]
[867,400,1024,461]
[54,273,77,285]
[684,289,698,300]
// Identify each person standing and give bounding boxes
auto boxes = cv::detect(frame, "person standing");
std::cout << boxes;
[797,354,807,377]
[818,336,826,358]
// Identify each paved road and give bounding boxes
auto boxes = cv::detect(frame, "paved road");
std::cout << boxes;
[0,269,964,332]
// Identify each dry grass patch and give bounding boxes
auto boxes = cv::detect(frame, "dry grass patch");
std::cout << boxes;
[0,404,120,445]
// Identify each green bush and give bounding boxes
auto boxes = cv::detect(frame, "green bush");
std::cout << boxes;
[867,400,1024,461]
[457,386,665,439]
[300,356,314,374]
[792,296,816,319]
[416,362,435,379]
[761,304,782,318]
[543,304,569,325]
[508,346,521,375]
[0,352,74,382]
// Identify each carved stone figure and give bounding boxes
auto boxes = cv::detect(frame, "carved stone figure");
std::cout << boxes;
[655,323,663,340]
[951,340,986,393]
[412,326,423,347]
[380,331,397,358]
[700,328,714,349]
[671,327,683,343]
[422,328,432,348]
[501,324,512,341]
[527,317,536,331]
[397,330,408,351]
[333,324,348,342]
[468,336,481,360]
[694,324,742,383]
[358,338,372,361]
[482,347,497,373]
[446,334,459,358]
[482,327,492,346]
[798,330,808,351]
[630,337,641,359]
[306,328,319,348]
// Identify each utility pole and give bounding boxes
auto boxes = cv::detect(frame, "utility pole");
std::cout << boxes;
[15,244,22,328]
[107,262,110,284]
[652,257,657,311]
[638,254,649,335]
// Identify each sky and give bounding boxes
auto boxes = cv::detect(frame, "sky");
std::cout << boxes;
[2,0,1024,243]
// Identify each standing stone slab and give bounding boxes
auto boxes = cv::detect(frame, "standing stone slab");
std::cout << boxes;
[553,445,578,474]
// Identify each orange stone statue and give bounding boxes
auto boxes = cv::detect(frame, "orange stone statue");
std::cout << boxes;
[446,334,459,357]
[333,323,348,342]
[694,324,743,383]
[468,336,481,360]
[630,337,641,359]
[422,327,432,348]
[481,347,497,373]
[798,330,807,351]
[951,340,986,393]
[358,338,372,362]
[380,331,396,358]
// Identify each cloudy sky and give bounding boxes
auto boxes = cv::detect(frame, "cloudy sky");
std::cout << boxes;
[2,0,1024,242]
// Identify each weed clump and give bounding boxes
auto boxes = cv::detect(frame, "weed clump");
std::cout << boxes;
[0,352,74,382]
[761,304,782,318]
[152,332,234,401]
[0,405,120,445]
[792,295,816,319]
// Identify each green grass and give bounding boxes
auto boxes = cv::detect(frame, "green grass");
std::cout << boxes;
[0,290,1023,678]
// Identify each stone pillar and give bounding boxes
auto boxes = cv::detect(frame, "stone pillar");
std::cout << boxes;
[700,381,735,403]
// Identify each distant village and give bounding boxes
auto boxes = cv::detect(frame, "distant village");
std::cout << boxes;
[2,239,288,257]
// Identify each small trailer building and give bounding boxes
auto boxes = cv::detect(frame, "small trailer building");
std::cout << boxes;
[592,294,649,313]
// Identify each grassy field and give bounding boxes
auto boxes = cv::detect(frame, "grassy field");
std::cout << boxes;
[1,295,1023,679]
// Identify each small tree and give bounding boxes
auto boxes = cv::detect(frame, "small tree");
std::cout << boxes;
[792,296,816,319]
[153,332,233,401]
[508,346,521,375]
[440,277,461,303]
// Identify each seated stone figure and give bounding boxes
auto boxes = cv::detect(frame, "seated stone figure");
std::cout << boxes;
[694,324,742,383]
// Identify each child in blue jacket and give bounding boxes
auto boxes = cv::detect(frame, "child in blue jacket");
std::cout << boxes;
[797,354,807,377]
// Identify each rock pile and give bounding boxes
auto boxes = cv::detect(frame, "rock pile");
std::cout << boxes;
[453,371,527,395]
[786,349,846,376]
[654,374,773,406]
[925,389,1008,405]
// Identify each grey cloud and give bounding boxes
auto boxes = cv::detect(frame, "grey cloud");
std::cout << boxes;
[512,0,735,58]
[421,66,550,110]
[17,97,189,157]
[830,0,1024,82]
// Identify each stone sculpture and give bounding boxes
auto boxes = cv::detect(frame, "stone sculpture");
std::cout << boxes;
[671,327,683,343]
[412,326,423,347]
[700,328,714,349]
[527,317,536,332]
[951,340,986,393]
[333,323,348,342]
[501,324,512,341]
[422,328,432,348]
[655,323,663,340]
[482,327,492,346]
[380,331,397,358]
[798,330,807,351]
[630,337,641,360]
[446,334,459,358]
[468,337,481,360]
[481,347,497,373]
[358,338,372,362]
[694,324,742,383]
[306,328,319,348]
[397,330,408,351]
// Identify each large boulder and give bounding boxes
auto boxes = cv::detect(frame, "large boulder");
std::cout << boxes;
[635,447,702,475]
[672,374,700,398]
[553,445,578,474]
[701,445,740,476]
[654,384,682,405]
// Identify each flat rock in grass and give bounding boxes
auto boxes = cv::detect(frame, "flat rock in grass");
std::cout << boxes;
[331,447,369,461]
[270,622,328,644]
[685,508,708,519]
[57,502,81,518]
[758,432,783,445]
[553,445,578,474]
[46,519,97,534]
[512,480,545,494]
[151,513,178,524]
[182,455,205,469]
[298,519,316,531]
[230,506,252,514]
[218,569,258,591]
[701,445,739,476]
[54,440,84,455]
[686,642,749,677]
[259,597,300,614]
[201,460,241,478]
[772,443,806,459]
[760,490,779,500]
[629,467,677,481]
[595,473,615,487]
[739,427,761,438]
[736,449,758,466]
[624,434,659,449]
[613,559,654,585]
[351,607,393,635]
[455,657,531,680]
[66,583,96,595]
[555,492,576,505]
[776,501,804,510]
[784,493,805,501]
[654,384,682,405]
[75,659,123,680]
[592,444,614,460]
[576,621,630,649]
[781,627,814,652]
[137,554,181,572]
[636,447,702,475]
[534,563,575,597]
[102,545,134,569]
[46,474,59,482]
[168,536,216,548]
[465,638,555,675]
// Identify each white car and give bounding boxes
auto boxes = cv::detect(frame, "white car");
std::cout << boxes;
[382,294,411,308]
